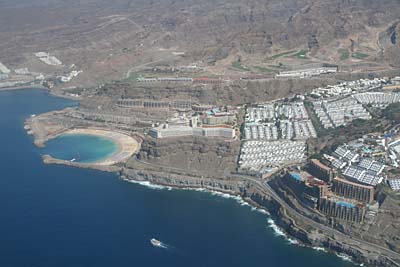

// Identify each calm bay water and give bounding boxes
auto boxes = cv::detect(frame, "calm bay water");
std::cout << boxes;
[0,89,357,267]
[43,133,118,163]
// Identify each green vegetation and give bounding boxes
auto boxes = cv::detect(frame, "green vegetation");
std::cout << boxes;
[338,49,349,60]
[239,107,248,140]
[231,61,250,71]
[124,73,142,83]
[270,49,309,60]
[352,118,370,127]
[382,102,400,124]
[304,101,325,135]
[305,101,396,159]
[389,168,400,175]
[291,50,309,59]
[364,105,382,118]
[268,64,284,69]
[351,52,369,59]
[270,50,296,59]
[253,66,279,73]
[308,102,400,160]
[191,71,219,78]
[378,183,400,202]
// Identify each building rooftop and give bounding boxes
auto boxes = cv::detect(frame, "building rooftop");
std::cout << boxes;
[310,159,332,172]
[334,177,374,190]
[388,179,400,191]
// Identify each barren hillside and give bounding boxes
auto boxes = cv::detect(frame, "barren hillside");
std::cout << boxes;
[0,0,399,86]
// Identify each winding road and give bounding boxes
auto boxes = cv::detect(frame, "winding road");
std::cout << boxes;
[243,175,400,266]
[129,157,400,265]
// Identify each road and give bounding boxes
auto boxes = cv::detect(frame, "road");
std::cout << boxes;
[242,175,400,265]
[125,50,178,79]
[127,158,400,265]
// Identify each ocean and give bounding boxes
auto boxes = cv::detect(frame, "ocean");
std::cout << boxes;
[0,89,357,267]
[43,133,119,163]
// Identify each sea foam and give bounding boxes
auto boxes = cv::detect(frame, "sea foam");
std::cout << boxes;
[124,179,172,190]
[124,178,252,208]
[336,253,353,262]
[267,218,299,245]
[125,179,361,257]
[267,218,286,237]
[312,246,327,253]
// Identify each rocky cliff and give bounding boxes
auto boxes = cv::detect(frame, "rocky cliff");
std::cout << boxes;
[130,137,240,178]
[121,167,400,267]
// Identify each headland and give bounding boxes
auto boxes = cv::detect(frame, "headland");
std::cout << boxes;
[25,117,140,170]
[3,0,400,266]
[23,74,400,267]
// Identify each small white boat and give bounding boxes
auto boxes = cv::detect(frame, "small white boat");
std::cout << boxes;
[150,238,164,248]
[70,158,76,162]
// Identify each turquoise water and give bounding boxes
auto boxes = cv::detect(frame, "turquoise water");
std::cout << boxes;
[43,133,118,163]
[0,88,358,267]
[337,201,356,208]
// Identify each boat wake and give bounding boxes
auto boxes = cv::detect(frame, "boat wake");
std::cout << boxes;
[127,178,362,265]
[150,238,169,249]
[156,243,169,249]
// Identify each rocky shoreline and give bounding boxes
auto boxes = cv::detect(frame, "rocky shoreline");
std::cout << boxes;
[120,167,399,267]
[23,101,400,267]
[30,136,400,267]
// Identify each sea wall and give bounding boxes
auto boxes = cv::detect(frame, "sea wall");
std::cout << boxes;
[42,155,122,172]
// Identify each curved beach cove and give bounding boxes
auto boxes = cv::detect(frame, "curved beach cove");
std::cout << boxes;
[0,88,357,267]
[43,133,118,163]
[42,128,139,165]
